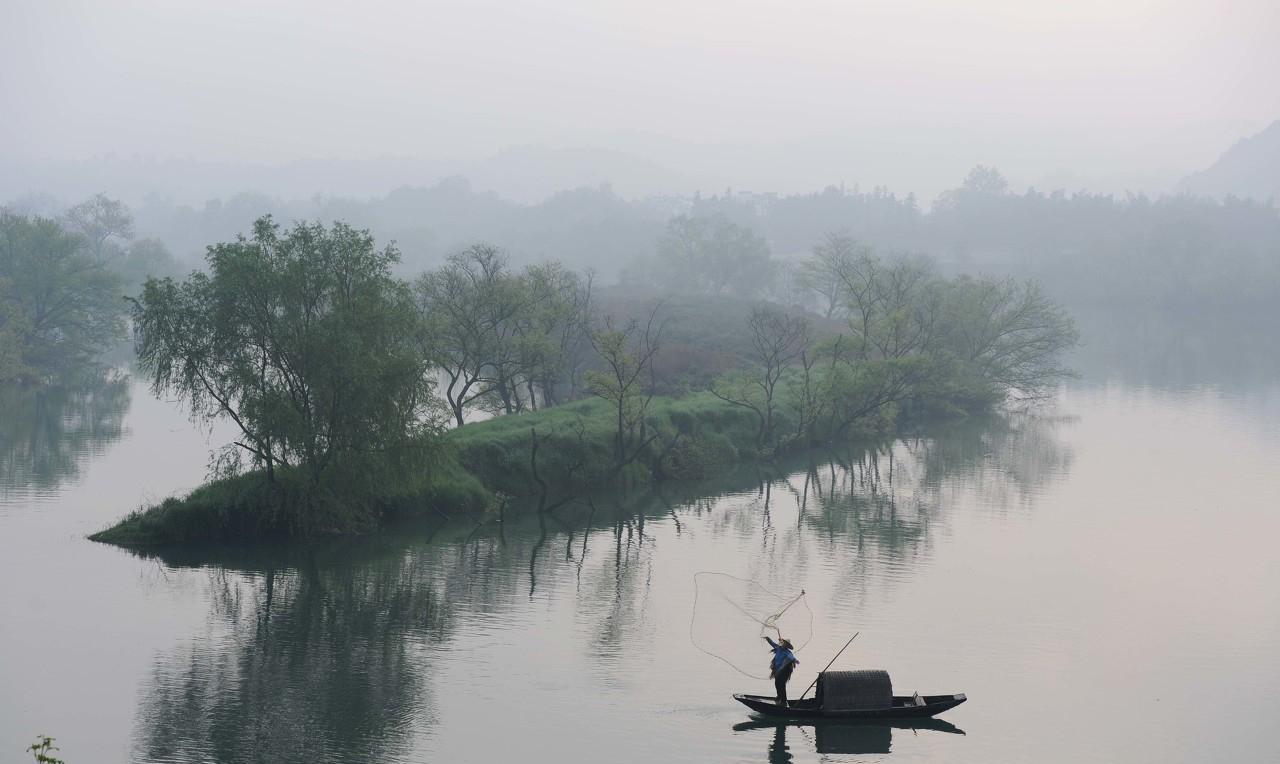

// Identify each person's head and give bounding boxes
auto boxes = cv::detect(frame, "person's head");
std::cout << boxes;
[780,639,793,650]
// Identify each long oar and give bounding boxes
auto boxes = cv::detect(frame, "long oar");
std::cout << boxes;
[797,630,859,701]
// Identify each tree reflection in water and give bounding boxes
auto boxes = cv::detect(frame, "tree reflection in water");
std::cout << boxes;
[124,411,1064,763]
[0,370,130,498]
[133,543,452,764]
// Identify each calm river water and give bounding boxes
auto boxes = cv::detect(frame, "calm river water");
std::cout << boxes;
[2,315,1279,763]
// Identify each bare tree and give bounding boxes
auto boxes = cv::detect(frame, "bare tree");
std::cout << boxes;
[789,335,838,447]
[710,305,810,448]
[796,232,870,320]
[585,305,666,475]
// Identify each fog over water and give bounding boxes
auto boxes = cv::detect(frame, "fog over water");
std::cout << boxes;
[3,2,1279,762]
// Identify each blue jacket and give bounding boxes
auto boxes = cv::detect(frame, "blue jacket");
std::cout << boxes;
[765,637,798,673]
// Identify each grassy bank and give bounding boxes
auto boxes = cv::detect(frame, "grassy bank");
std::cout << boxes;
[91,387,916,547]
[89,453,491,546]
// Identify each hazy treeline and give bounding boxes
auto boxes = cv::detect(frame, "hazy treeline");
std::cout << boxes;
[13,165,1276,310]
[0,198,183,383]
[8,180,672,284]
[654,166,1280,307]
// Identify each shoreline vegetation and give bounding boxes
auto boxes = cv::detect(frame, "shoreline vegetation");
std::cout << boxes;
[2,199,184,385]
[91,217,1078,547]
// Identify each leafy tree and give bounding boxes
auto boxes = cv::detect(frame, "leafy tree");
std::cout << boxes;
[791,241,1078,430]
[114,237,182,295]
[417,248,594,421]
[131,217,436,496]
[647,215,774,297]
[0,212,126,378]
[472,252,530,416]
[513,261,593,409]
[941,276,1078,402]
[62,195,183,294]
[415,244,522,426]
[818,346,932,437]
[0,274,28,382]
[800,241,944,362]
[65,193,134,258]
[860,254,945,361]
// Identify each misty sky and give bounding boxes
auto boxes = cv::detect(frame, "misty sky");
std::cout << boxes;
[3,0,1278,199]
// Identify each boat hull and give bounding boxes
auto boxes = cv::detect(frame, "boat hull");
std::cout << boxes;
[733,692,967,720]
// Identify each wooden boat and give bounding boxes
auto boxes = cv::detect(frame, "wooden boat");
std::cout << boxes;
[734,669,966,720]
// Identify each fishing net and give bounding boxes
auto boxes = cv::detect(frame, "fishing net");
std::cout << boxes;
[690,572,813,680]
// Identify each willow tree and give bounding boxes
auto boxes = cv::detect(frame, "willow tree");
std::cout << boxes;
[131,217,436,490]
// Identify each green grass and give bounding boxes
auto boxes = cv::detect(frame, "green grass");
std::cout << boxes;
[90,453,490,546]
[90,386,940,547]
[446,392,775,495]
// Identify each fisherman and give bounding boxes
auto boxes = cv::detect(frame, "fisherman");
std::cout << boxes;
[763,635,799,707]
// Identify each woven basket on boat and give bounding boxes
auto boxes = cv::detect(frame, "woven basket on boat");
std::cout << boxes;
[818,669,893,711]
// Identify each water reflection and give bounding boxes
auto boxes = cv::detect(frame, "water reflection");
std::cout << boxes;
[785,414,1069,572]
[1071,306,1280,393]
[733,719,965,759]
[124,411,1065,763]
[0,371,131,499]
[134,541,451,764]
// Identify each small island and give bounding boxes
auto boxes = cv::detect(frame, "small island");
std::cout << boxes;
[92,216,1077,546]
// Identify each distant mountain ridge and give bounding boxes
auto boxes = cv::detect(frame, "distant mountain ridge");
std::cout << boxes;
[1178,120,1280,202]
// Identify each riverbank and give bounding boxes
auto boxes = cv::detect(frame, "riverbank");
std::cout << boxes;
[90,388,953,547]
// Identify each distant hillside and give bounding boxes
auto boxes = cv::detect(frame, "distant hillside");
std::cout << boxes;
[1178,120,1280,202]
[0,146,695,208]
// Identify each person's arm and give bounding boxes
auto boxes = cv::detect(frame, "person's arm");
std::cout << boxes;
[763,636,779,649]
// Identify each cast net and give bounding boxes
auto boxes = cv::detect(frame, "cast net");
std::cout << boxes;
[690,572,813,680]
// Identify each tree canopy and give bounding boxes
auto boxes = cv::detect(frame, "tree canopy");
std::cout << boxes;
[131,217,438,497]
[0,211,126,382]
[628,214,774,298]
